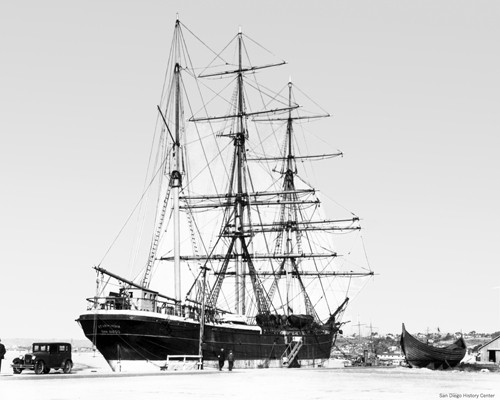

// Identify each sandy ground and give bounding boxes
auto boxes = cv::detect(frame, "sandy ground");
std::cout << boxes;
[1,352,498,400]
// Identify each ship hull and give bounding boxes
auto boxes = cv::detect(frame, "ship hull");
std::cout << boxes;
[400,324,466,370]
[77,310,335,371]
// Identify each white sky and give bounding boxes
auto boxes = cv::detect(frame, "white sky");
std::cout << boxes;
[1,0,499,339]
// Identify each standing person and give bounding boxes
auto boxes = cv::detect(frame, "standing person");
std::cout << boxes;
[217,348,225,371]
[227,350,235,371]
[0,339,6,374]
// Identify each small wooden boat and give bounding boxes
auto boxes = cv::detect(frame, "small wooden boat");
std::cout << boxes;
[400,324,466,369]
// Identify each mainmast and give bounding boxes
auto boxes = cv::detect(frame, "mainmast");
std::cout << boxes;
[234,27,245,315]
[190,27,286,317]
[284,80,295,314]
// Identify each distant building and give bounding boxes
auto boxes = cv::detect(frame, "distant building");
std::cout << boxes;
[377,352,405,366]
[477,335,500,364]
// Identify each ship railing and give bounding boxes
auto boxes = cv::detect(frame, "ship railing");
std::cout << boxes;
[85,296,206,319]
[86,296,174,313]
[86,296,253,327]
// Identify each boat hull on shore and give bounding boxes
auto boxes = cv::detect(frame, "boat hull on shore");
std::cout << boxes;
[400,324,466,370]
[77,311,334,371]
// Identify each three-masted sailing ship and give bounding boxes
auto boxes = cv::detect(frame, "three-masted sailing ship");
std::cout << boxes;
[77,18,373,371]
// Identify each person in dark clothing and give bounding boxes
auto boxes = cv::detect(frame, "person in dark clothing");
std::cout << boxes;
[0,339,6,374]
[227,350,235,371]
[217,348,225,371]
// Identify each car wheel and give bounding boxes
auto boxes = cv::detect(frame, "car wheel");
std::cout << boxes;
[63,360,73,374]
[12,359,23,374]
[34,360,46,374]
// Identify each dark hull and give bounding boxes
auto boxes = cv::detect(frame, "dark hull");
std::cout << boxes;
[400,324,466,369]
[77,311,334,370]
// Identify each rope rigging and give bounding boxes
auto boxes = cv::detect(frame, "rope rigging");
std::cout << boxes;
[93,19,373,328]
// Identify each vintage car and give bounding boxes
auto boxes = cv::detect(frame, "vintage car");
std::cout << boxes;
[11,342,73,374]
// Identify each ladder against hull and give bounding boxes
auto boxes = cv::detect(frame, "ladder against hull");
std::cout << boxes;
[281,336,303,368]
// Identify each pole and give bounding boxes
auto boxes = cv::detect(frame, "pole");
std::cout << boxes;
[198,266,209,369]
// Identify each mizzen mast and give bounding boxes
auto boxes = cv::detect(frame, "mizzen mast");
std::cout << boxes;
[141,18,184,315]
[172,43,182,313]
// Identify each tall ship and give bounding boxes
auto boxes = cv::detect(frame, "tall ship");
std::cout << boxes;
[77,18,374,372]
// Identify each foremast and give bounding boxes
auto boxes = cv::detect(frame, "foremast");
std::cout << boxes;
[249,79,372,325]
[271,80,321,321]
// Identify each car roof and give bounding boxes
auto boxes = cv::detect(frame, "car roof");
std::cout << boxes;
[33,342,71,346]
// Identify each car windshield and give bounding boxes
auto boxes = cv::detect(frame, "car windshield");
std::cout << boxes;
[33,344,49,352]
